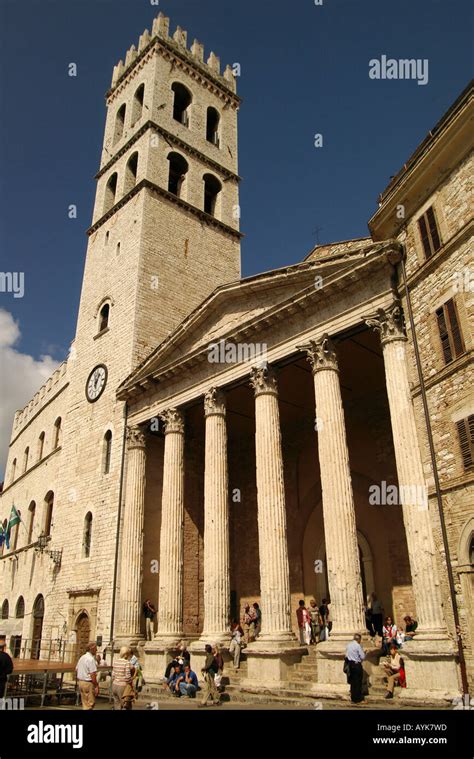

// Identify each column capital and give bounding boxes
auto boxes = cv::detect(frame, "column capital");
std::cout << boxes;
[159,408,185,435]
[364,300,407,345]
[126,425,147,449]
[250,363,278,397]
[299,334,338,374]
[204,387,226,417]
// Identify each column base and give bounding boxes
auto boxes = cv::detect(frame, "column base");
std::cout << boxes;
[242,643,307,688]
[114,633,145,650]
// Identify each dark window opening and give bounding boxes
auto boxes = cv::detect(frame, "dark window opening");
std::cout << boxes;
[99,303,110,333]
[206,107,220,146]
[124,152,138,194]
[83,512,93,558]
[114,104,126,144]
[132,84,145,125]
[167,152,189,197]
[172,83,191,126]
[104,173,118,214]
[104,431,112,474]
[203,173,222,216]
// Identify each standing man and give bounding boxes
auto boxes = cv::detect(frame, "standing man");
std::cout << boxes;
[242,603,256,644]
[198,644,221,708]
[0,637,13,699]
[370,593,384,638]
[345,634,366,705]
[76,642,99,710]
[143,599,157,641]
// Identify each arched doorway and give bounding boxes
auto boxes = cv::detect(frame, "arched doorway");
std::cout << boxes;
[75,611,91,662]
[302,502,375,604]
[31,594,44,659]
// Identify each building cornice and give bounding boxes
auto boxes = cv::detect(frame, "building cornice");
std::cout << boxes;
[87,178,243,240]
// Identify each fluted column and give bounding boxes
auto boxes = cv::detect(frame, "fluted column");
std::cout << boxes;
[250,364,294,643]
[117,425,147,641]
[200,388,230,641]
[365,301,446,637]
[156,408,185,642]
[300,335,365,639]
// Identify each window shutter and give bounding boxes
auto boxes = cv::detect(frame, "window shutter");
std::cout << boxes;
[446,299,464,358]
[418,215,432,258]
[426,206,441,253]
[456,415,474,471]
[436,306,453,363]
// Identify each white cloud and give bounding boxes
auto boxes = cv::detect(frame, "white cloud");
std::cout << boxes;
[0,309,59,480]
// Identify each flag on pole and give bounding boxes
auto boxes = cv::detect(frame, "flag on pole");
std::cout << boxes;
[5,505,21,548]
[0,524,5,548]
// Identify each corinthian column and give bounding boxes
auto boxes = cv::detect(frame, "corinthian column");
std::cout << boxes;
[156,408,185,643]
[365,301,446,637]
[250,364,294,643]
[200,388,230,642]
[117,425,147,642]
[300,335,365,639]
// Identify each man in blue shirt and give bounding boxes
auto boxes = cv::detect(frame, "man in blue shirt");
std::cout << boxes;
[178,664,199,698]
[345,634,366,704]
[166,665,183,697]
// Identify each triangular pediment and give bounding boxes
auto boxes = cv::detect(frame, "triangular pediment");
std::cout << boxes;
[118,238,389,395]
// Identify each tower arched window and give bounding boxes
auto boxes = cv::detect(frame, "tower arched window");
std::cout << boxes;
[27,501,36,544]
[23,447,29,473]
[113,103,126,144]
[53,418,62,449]
[167,152,189,198]
[203,173,222,217]
[171,83,191,127]
[98,303,110,333]
[131,83,145,125]
[16,596,25,619]
[38,432,45,461]
[10,458,16,484]
[124,152,139,194]
[1,600,9,619]
[83,512,93,558]
[104,430,112,474]
[44,491,54,537]
[206,107,220,146]
[104,173,118,214]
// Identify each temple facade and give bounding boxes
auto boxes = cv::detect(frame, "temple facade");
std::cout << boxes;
[0,13,472,704]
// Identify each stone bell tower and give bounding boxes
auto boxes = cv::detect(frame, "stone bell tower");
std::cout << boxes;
[56,12,242,640]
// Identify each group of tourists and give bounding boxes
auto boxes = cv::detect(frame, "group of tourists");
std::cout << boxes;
[344,600,419,705]
[163,641,224,707]
[364,593,418,652]
[296,598,331,645]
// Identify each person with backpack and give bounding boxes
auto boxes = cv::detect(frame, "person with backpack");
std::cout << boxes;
[198,644,221,707]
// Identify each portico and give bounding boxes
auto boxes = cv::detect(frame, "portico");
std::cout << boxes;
[114,241,460,700]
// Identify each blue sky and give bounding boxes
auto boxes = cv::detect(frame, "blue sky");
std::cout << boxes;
[0,0,472,362]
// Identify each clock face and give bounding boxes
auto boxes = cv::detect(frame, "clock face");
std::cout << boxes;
[86,364,108,402]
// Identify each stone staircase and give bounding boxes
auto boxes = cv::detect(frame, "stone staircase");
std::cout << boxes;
[139,647,449,708]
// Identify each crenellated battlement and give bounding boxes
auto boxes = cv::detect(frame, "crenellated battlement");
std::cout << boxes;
[13,360,68,433]
[110,12,237,96]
